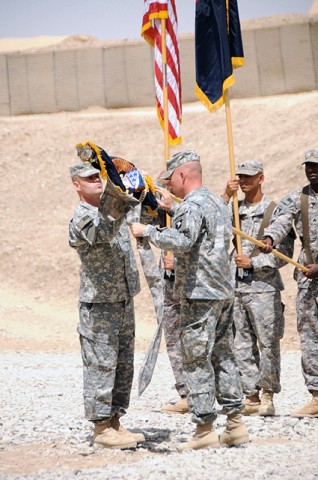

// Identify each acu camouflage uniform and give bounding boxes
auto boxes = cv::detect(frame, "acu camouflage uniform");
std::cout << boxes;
[160,199,187,399]
[142,187,243,425]
[162,273,188,398]
[229,195,295,396]
[264,186,318,393]
[130,200,187,398]
[69,188,140,422]
[154,185,187,398]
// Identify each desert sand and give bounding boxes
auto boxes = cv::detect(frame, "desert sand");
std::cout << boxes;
[1,88,317,354]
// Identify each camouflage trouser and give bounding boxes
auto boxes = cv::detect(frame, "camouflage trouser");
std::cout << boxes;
[180,298,243,425]
[297,283,318,392]
[162,279,188,398]
[233,290,283,396]
[78,298,135,422]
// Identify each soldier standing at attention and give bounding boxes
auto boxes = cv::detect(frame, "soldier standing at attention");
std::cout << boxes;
[221,160,295,416]
[69,162,144,449]
[131,150,249,451]
[262,148,318,418]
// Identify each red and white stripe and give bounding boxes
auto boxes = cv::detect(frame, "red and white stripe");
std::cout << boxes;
[141,0,182,145]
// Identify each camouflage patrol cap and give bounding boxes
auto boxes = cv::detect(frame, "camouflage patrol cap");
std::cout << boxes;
[302,148,318,165]
[161,150,200,180]
[69,162,100,179]
[236,160,264,176]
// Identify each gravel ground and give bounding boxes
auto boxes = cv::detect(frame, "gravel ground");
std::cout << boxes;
[1,350,318,480]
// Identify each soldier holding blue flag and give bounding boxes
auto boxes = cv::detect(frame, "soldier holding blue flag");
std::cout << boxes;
[69,160,145,449]
[222,160,295,417]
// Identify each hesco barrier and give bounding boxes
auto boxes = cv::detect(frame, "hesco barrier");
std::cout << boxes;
[0,16,317,116]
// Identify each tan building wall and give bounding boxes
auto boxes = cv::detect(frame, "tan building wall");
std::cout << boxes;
[0,16,317,116]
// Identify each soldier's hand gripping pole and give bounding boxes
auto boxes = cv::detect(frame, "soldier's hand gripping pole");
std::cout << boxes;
[232,226,308,272]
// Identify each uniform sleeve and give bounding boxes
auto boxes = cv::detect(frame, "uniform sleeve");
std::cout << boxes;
[142,202,203,254]
[69,211,125,247]
[167,200,180,218]
[269,225,295,268]
[69,179,140,248]
[263,193,299,246]
[252,198,296,270]
[252,227,295,271]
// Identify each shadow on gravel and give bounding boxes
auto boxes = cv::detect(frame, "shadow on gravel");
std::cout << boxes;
[86,427,173,452]
[138,427,173,452]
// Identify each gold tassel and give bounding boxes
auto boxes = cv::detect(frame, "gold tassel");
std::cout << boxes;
[76,141,108,180]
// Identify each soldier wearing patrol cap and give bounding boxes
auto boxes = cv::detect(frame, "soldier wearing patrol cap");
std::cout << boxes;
[222,160,295,417]
[262,148,318,418]
[131,149,249,450]
[68,161,144,449]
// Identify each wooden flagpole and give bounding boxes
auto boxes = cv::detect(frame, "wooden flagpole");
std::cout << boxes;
[137,17,171,397]
[232,227,308,272]
[161,18,170,164]
[165,191,307,272]
[224,90,244,278]
[224,89,242,255]
[161,17,171,228]
[137,18,170,398]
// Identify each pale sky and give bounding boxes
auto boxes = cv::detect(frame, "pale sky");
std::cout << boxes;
[0,0,313,40]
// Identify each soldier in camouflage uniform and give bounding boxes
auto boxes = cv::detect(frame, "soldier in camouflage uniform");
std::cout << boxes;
[69,162,144,449]
[131,150,249,450]
[135,184,189,413]
[222,160,295,416]
[262,148,318,418]
[160,251,189,414]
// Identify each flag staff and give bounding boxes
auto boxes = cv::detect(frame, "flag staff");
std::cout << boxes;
[161,16,172,230]
[194,0,245,260]
[138,0,182,396]
[161,17,170,164]
[166,190,307,272]
[232,227,308,272]
[224,90,242,256]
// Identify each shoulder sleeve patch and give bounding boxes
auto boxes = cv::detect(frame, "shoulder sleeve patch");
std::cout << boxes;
[174,213,188,231]
[275,196,294,214]
[78,215,93,230]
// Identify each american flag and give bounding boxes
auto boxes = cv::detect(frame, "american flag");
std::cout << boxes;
[141,0,182,146]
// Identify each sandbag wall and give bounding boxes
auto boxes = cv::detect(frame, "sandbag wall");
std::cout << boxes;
[0,16,317,116]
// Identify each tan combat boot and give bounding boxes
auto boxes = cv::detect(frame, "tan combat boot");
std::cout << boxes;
[241,393,261,416]
[220,414,249,447]
[111,413,145,443]
[93,419,137,449]
[259,390,275,416]
[177,423,220,452]
[291,391,318,418]
[161,397,190,414]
